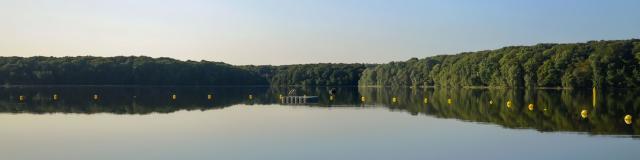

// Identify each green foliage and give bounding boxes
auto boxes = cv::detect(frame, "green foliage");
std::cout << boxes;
[0,57,368,86]
[0,56,268,85]
[359,39,640,88]
[243,64,369,86]
[3,39,639,88]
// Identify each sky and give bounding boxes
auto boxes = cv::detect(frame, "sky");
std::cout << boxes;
[0,0,638,65]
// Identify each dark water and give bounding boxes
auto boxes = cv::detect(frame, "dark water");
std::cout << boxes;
[0,86,639,159]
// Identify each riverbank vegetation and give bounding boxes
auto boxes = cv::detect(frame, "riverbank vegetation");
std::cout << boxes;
[1,39,639,88]
[359,39,640,88]
[242,64,368,86]
[0,56,267,85]
[0,56,367,86]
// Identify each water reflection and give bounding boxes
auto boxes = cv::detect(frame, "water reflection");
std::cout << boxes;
[1,86,638,136]
[358,87,640,137]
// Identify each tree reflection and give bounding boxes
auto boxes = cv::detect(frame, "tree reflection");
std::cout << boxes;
[358,87,640,136]
[0,86,638,136]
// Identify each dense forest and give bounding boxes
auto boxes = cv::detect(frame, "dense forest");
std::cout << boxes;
[2,39,639,87]
[242,64,368,86]
[0,56,267,85]
[0,56,367,86]
[359,39,640,88]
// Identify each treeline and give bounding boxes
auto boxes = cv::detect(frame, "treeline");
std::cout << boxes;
[243,64,369,86]
[3,39,639,87]
[359,39,640,88]
[0,56,267,85]
[0,56,368,86]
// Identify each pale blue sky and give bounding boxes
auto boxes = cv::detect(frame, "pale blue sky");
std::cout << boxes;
[0,0,638,65]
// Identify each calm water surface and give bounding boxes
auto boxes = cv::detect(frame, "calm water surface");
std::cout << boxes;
[0,86,638,160]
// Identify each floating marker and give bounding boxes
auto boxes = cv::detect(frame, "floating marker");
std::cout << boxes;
[329,95,334,101]
[392,97,397,103]
[208,94,213,100]
[447,98,452,105]
[171,94,177,100]
[592,87,596,107]
[489,100,493,105]
[19,96,25,101]
[543,108,548,112]
[506,101,512,108]
[624,115,632,125]
[580,110,588,119]
[528,104,534,111]
[361,96,365,102]
[93,94,99,100]
[423,97,428,104]
[249,94,253,100]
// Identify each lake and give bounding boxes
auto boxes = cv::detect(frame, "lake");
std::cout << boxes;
[0,86,638,160]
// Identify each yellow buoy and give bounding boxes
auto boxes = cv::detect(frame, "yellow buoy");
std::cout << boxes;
[624,115,632,125]
[248,94,253,100]
[19,96,25,101]
[528,104,534,111]
[592,87,596,107]
[392,97,397,103]
[208,94,213,100]
[580,110,588,119]
[171,94,177,100]
[489,100,493,105]
[361,96,366,102]
[53,94,58,100]
[423,97,428,104]
[329,95,334,101]
[447,98,452,105]
[506,101,512,108]
[93,94,99,100]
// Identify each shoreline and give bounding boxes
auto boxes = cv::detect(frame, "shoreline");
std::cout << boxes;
[0,84,625,90]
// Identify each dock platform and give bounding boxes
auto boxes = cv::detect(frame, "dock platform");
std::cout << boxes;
[282,96,319,104]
